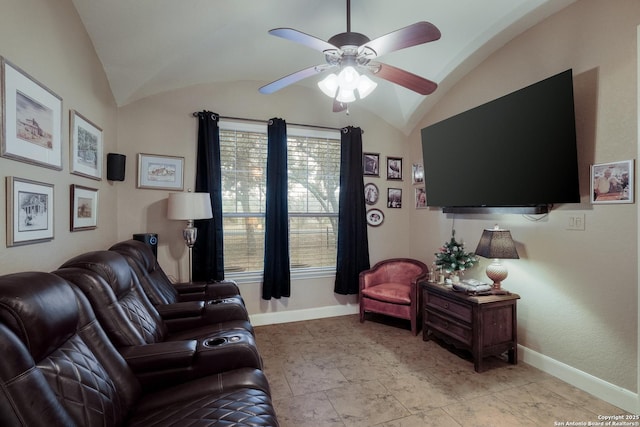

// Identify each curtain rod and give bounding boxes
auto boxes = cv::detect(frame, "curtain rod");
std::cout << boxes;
[191,112,358,133]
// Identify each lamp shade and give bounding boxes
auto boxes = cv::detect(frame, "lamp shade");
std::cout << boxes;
[167,192,213,220]
[475,226,519,259]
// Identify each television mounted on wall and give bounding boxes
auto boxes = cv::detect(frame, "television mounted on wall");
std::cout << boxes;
[421,69,580,214]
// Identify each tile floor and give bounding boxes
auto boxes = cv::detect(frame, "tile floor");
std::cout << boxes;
[254,314,628,427]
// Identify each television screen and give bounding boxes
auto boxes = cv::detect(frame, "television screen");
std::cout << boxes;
[421,69,580,210]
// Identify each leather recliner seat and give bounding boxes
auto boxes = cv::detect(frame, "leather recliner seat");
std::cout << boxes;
[0,271,278,426]
[111,239,243,302]
[54,251,262,386]
[109,239,248,323]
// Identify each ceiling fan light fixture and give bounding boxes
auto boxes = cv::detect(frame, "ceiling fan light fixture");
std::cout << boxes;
[356,74,377,99]
[337,66,360,91]
[336,87,356,103]
[318,73,339,97]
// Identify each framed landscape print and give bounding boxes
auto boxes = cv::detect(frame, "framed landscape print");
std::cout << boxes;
[70,184,98,231]
[70,110,103,180]
[591,160,634,204]
[1,57,63,170]
[137,153,184,190]
[6,176,54,247]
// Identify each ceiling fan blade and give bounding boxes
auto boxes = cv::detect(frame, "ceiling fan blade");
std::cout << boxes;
[259,64,330,94]
[372,62,438,95]
[269,28,337,53]
[362,22,441,57]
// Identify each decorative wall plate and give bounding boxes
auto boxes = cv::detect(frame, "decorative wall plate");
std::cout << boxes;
[366,208,384,226]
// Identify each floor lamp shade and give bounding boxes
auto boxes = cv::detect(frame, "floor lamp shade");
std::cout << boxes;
[167,192,213,222]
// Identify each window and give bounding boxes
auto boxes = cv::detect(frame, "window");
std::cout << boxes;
[219,121,341,277]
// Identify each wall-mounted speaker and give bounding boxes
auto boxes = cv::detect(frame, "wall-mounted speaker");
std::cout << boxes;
[133,233,158,258]
[107,153,126,181]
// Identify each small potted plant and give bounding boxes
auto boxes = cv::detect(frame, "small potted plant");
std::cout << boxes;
[434,230,478,283]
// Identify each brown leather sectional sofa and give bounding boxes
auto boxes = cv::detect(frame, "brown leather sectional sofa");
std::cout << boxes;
[0,240,279,426]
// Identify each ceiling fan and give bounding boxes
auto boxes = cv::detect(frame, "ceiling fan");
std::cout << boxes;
[258,0,441,112]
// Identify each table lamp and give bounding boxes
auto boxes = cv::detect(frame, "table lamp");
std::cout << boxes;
[167,191,213,282]
[474,225,519,290]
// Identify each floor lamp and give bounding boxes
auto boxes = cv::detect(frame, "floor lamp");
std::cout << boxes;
[167,191,213,282]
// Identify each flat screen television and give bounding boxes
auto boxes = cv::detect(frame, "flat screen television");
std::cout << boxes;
[421,69,580,214]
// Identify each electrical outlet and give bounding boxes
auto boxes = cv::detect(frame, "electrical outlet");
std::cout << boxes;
[567,214,585,231]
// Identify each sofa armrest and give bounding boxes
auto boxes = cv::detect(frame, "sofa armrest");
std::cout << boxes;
[119,340,197,373]
[156,301,204,320]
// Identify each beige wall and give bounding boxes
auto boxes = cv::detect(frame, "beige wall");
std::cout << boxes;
[116,81,412,316]
[0,0,118,273]
[409,0,639,393]
[0,0,637,410]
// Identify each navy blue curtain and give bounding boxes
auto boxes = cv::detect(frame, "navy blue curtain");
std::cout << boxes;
[192,111,224,282]
[262,118,290,299]
[334,126,370,295]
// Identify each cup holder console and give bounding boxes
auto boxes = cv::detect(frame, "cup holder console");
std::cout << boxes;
[208,299,229,305]
[203,335,242,347]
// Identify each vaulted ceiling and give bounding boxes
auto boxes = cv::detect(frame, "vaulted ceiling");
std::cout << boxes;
[72,0,576,134]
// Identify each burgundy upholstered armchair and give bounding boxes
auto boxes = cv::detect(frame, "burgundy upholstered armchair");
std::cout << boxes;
[359,258,429,335]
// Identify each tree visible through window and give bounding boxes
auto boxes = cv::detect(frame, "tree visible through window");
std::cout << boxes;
[220,122,340,275]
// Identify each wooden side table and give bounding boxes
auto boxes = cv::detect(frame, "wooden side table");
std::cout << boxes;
[421,281,520,372]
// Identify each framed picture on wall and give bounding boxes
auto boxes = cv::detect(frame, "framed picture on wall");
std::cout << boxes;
[412,163,424,184]
[366,208,384,226]
[70,110,103,180]
[415,187,427,208]
[6,176,54,247]
[388,187,402,208]
[1,57,63,170]
[137,153,184,190]
[386,157,402,180]
[364,182,379,205]
[70,184,98,231]
[363,152,380,176]
[591,160,634,204]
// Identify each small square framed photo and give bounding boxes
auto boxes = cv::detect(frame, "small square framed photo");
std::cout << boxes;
[70,110,103,180]
[591,160,634,204]
[70,184,98,231]
[1,57,63,170]
[6,176,54,247]
[137,153,184,190]
[386,157,402,180]
[387,187,402,208]
[363,152,380,176]
[412,163,424,184]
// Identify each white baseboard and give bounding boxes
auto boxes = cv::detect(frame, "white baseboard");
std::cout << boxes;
[519,345,639,414]
[249,304,359,326]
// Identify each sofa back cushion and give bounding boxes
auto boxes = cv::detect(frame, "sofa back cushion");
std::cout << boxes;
[110,239,178,305]
[0,272,138,426]
[57,251,167,346]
